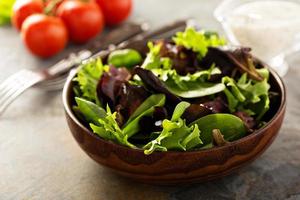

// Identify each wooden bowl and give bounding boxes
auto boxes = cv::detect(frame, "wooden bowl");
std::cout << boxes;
[62,42,286,184]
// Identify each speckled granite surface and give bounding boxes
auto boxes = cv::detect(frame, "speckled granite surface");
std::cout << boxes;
[0,0,299,199]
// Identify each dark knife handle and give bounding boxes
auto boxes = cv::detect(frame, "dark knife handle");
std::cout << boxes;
[141,19,190,40]
[92,19,191,59]
[116,19,192,49]
[89,22,149,54]
[46,22,147,77]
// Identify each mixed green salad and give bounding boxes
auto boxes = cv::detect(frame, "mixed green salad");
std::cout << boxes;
[72,27,273,155]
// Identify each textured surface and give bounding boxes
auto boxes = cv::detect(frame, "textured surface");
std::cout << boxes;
[0,0,299,199]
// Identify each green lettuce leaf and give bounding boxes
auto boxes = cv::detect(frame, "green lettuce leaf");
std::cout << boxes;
[122,94,166,137]
[222,76,246,102]
[223,87,239,113]
[237,70,270,104]
[143,102,203,155]
[160,66,225,98]
[74,97,107,125]
[222,76,246,112]
[87,94,166,148]
[191,114,247,145]
[90,105,135,148]
[173,27,226,59]
[237,68,270,120]
[74,58,109,102]
[222,68,270,119]
[166,82,225,98]
[153,64,222,89]
[141,42,172,70]
[160,123,202,151]
[248,94,270,121]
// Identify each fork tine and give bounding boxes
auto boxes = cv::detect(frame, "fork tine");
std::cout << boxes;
[0,70,29,95]
[0,79,40,115]
[0,71,40,103]
[0,70,41,97]
[0,70,43,115]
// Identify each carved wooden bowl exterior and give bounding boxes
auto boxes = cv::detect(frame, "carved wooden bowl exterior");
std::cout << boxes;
[63,41,286,184]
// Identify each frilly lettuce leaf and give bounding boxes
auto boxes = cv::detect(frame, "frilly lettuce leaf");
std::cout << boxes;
[153,64,222,90]
[89,94,166,148]
[237,68,270,120]
[141,42,172,70]
[90,105,136,148]
[74,58,109,102]
[173,27,226,59]
[143,102,203,155]
[158,65,225,98]
[222,68,270,119]
[222,76,246,112]
[237,69,270,103]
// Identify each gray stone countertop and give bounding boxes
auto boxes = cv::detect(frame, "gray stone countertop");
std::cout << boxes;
[0,0,299,199]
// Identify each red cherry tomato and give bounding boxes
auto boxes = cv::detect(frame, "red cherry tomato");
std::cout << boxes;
[57,0,104,44]
[12,0,44,31]
[96,0,132,26]
[21,14,68,58]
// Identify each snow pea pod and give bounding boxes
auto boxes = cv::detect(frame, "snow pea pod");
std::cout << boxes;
[190,114,247,145]
[108,49,142,69]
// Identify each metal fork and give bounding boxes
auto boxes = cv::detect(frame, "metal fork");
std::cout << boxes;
[0,70,43,115]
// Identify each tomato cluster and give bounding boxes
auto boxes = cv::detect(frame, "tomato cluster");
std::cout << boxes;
[12,0,132,58]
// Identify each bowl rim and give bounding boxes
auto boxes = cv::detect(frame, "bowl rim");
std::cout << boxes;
[62,64,286,156]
